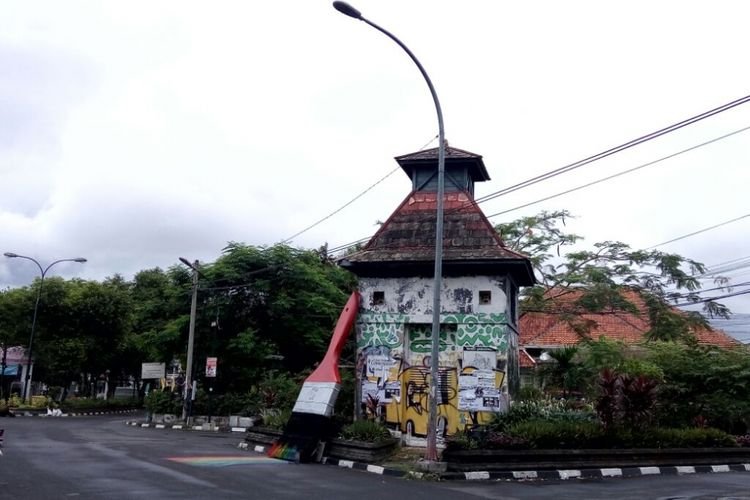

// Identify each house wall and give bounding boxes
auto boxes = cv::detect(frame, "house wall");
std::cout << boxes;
[355,275,517,437]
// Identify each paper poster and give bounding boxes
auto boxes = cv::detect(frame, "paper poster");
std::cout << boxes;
[462,348,496,371]
[366,355,397,379]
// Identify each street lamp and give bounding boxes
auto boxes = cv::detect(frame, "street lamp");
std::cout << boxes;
[178,257,203,423]
[332,1,447,462]
[3,252,87,402]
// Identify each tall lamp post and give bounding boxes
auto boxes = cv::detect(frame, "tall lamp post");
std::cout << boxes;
[3,252,87,402]
[179,257,203,423]
[333,1,446,461]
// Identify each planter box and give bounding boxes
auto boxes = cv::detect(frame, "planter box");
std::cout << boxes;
[230,416,256,428]
[443,448,750,472]
[245,427,284,447]
[151,413,178,424]
[325,438,399,463]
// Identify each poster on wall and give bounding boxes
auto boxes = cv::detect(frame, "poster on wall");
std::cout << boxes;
[458,369,503,411]
[458,347,506,412]
[362,355,401,404]
[366,355,397,379]
[462,347,496,370]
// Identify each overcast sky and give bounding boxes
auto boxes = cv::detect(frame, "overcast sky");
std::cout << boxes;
[1,1,749,314]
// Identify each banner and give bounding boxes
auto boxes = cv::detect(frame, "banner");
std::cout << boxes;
[205,357,217,378]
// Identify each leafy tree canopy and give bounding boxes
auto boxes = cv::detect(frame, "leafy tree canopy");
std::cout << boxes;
[495,210,732,342]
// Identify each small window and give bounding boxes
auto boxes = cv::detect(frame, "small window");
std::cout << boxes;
[372,291,385,305]
[479,290,491,305]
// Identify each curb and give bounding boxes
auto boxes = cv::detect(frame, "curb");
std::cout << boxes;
[439,464,750,481]
[236,442,423,479]
[126,421,248,433]
[135,425,750,483]
[15,409,139,418]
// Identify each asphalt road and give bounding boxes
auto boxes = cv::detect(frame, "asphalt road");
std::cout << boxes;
[1,415,750,499]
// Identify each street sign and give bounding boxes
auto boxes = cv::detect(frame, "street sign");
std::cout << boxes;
[141,362,166,380]
[205,357,217,378]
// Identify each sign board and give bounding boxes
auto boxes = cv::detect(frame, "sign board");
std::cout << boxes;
[141,362,166,380]
[205,357,217,378]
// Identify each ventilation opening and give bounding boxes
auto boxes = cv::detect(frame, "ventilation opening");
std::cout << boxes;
[372,291,385,305]
[479,290,492,305]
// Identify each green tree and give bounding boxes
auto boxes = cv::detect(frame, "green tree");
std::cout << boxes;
[194,243,357,393]
[496,210,730,342]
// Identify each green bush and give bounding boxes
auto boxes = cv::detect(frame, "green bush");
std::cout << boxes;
[445,429,480,451]
[502,420,736,449]
[339,420,393,443]
[489,399,595,433]
[516,385,544,402]
[256,372,300,411]
[508,419,605,449]
[646,343,750,434]
[261,408,291,430]
[625,427,737,448]
[216,392,261,416]
[144,390,181,414]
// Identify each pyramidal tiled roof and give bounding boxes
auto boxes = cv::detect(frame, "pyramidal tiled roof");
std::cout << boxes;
[395,146,491,182]
[340,190,534,284]
[520,288,740,349]
[395,145,483,162]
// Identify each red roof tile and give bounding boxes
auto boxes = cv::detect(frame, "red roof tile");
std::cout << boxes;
[341,190,535,284]
[519,348,537,368]
[520,288,739,349]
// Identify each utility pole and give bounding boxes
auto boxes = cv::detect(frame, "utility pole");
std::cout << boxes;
[180,258,200,423]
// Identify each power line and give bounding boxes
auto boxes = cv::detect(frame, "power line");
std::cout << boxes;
[669,281,750,298]
[280,166,400,244]
[674,287,750,306]
[486,124,750,219]
[472,94,750,208]
[326,94,750,255]
[281,135,439,245]
[648,213,750,249]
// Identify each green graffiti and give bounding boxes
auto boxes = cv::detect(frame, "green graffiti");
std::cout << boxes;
[407,324,456,353]
[357,312,509,350]
[357,313,407,349]
[443,312,506,324]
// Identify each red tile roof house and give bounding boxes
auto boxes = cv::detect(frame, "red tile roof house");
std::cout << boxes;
[518,288,740,386]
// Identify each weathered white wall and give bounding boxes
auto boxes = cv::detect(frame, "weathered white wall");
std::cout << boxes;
[358,275,508,318]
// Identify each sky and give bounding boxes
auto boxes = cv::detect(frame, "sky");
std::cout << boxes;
[1,1,749,316]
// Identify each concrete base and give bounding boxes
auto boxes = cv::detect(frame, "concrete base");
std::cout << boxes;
[415,460,447,473]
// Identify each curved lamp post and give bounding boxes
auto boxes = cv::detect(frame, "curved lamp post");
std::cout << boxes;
[3,252,87,402]
[332,1,446,461]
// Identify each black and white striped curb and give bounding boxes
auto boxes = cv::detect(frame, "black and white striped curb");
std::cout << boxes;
[236,442,423,479]
[243,442,750,482]
[126,421,250,433]
[15,409,139,418]
[320,457,423,479]
[440,464,750,481]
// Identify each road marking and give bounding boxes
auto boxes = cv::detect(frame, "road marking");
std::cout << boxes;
[676,466,696,474]
[558,470,581,479]
[639,467,660,475]
[601,468,622,477]
[711,465,730,473]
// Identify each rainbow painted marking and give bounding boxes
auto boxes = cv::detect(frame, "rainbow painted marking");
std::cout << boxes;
[167,455,288,467]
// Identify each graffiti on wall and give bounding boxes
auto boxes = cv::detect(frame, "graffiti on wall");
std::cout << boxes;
[357,313,407,349]
[407,324,457,353]
[357,312,512,436]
